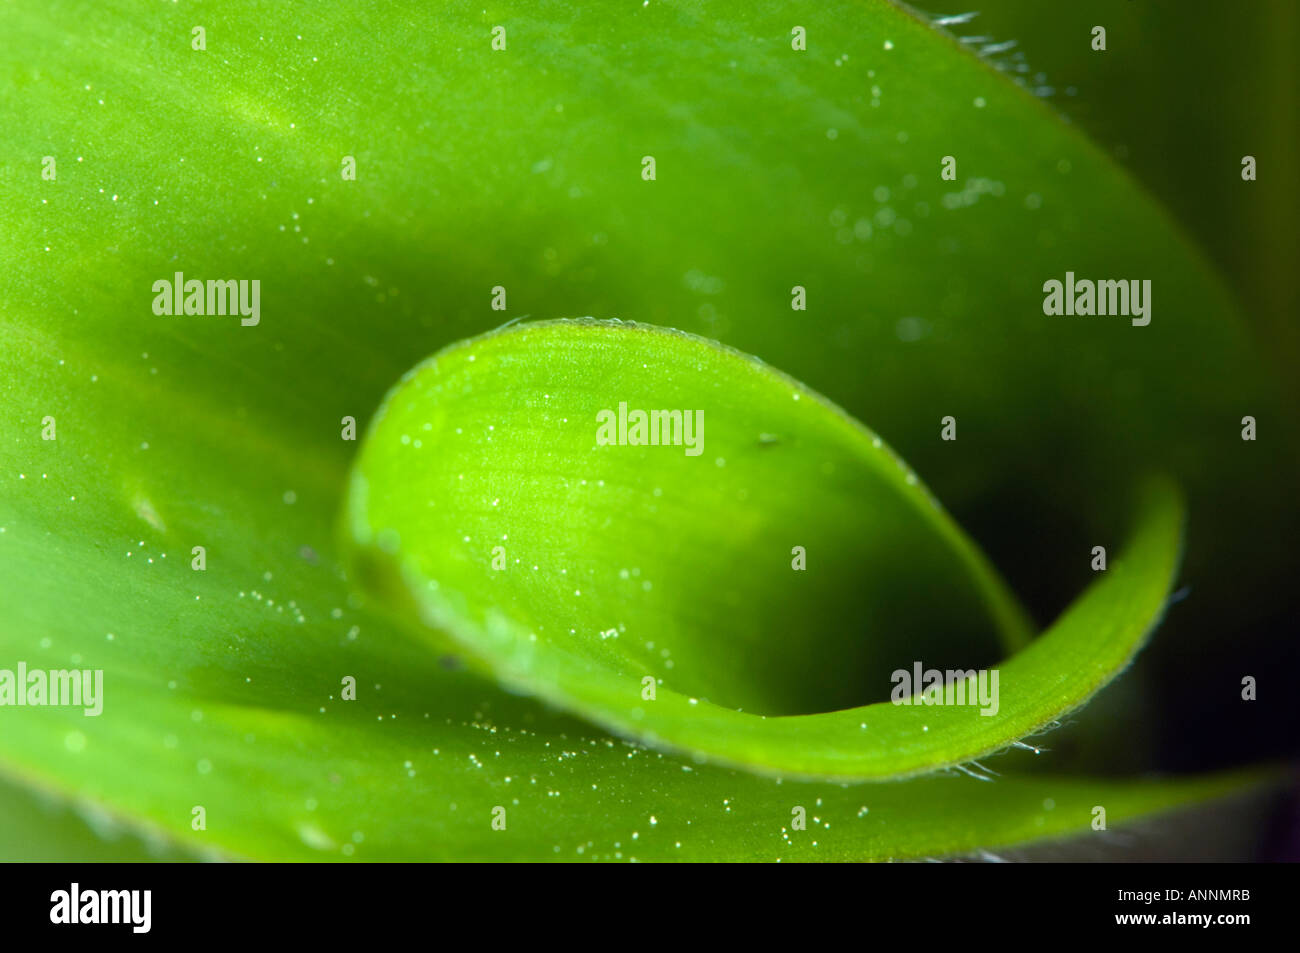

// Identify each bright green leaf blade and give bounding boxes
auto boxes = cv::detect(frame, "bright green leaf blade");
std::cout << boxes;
[345,320,1184,780]
[0,0,1283,860]
[0,298,1238,858]
[1,0,1285,561]
[0,633,1272,862]
[0,308,1228,860]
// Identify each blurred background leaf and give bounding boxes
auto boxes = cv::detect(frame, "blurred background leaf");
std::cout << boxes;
[921,0,1299,779]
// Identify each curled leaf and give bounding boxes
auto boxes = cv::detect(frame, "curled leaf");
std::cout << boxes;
[346,320,1184,780]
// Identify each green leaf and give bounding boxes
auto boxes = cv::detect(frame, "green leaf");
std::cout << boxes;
[0,0,1284,859]
[0,742,1273,862]
[345,319,1185,780]
[1,295,1253,860]
[0,773,196,862]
